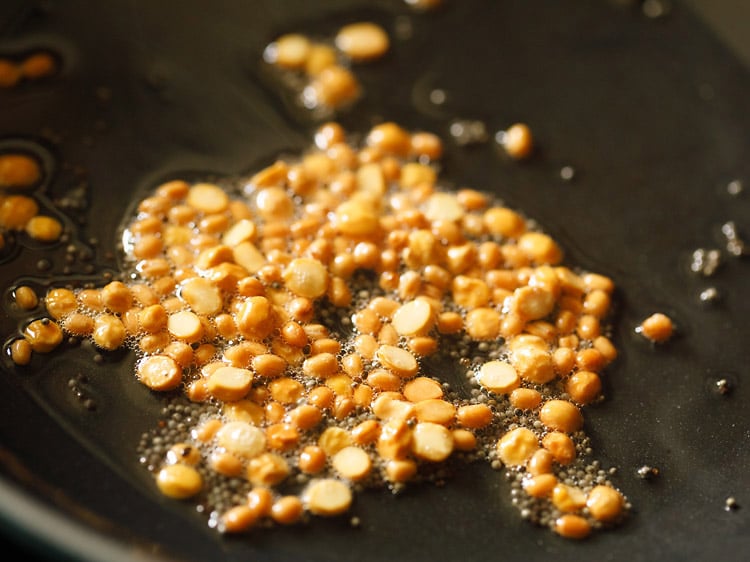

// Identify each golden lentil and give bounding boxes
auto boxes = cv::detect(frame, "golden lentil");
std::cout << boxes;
[477,360,520,394]
[62,313,94,336]
[271,495,304,525]
[0,195,39,230]
[539,400,583,434]
[384,459,417,483]
[522,473,557,498]
[411,422,454,462]
[305,44,338,76]
[586,485,624,522]
[501,123,534,160]
[542,431,576,465]
[222,505,257,533]
[496,427,539,467]
[414,399,455,426]
[527,449,554,476]
[456,404,493,429]
[247,452,291,486]
[335,22,390,62]
[376,345,418,378]
[332,446,372,480]
[247,487,273,519]
[137,355,182,391]
[452,429,477,451]
[403,376,443,403]
[304,479,352,516]
[299,445,327,474]
[552,483,587,513]
[23,318,62,353]
[13,286,38,310]
[565,371,602,405]
[9,338,32,365]
[0,154,41,188]
[554,514,591,540]
[306,65,360,109]
[92,314,126,350]
[156,464,203,499]
[638,312,674,343]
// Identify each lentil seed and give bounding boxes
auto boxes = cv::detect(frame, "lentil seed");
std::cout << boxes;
[554,514,591,539]
[500,123,534,160]
[13,286,38,310]
[271,496,304,524]
[24,318,63,353]
[497,427,539,466]
[156,464,203,499]
[296,446,326,475]
[637,312,674,343]
[305,479,353,516]
[586,485,624,522]
[335,22,390,62]
[222,505,257,533]
[539,400,583,434]
[0,154,41,187]
[9,338,32,365]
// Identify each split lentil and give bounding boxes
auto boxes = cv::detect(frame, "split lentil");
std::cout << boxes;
[10,123,639,541]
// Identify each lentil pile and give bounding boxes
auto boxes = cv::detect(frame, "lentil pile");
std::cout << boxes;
[11,122,632,539]
[0,151,64,253]
[264,22,390,115]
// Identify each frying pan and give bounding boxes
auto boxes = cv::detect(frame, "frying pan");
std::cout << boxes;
[1,1,749,560]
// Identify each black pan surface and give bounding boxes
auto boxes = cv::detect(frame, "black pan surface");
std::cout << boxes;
[1,1,749,561]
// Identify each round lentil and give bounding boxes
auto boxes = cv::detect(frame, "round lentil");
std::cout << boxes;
[335,22,390,62]
[637,312,674,343]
